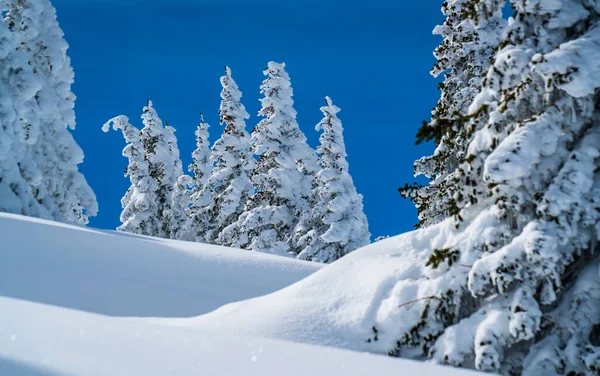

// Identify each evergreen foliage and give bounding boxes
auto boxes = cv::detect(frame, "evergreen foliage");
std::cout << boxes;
[188,114,211,203]
[222,62,314,255]
[296,96,370,263]
[102,116,158,235]
[0,0,97,224]
[400,0,504,228]
[390,1,600,374]
[184,114,212,242]
[139,100,182,238]
[202,66,255,245]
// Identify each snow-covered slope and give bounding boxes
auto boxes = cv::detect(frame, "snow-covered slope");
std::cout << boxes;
[155,206,527,354]
[0,213,481,375]
[159,223,428,352]
[0,296,480,376]
[0,213,321,317]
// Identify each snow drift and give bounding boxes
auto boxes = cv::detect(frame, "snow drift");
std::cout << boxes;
[0,297,481,376]
[0,213,484,376]
[0,213,321,317]
[165,204,600,373]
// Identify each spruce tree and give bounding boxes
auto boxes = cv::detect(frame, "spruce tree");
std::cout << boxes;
[0,0,97,224]
[102,116,158,235]
[191,66,255,245]
[185,114,212,243]
[0,2,46,219]
[222,62,314,254]
[384,2,600,374]
[188,114,211,202]
[169,174,192,240]
[139,100,180,238]
[399,0,504,228]
[161,119,185,237]
[296,96,370,263]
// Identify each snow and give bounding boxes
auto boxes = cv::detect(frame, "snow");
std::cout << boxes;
[0,212,321,317]
[158,220,455,351]
[0,213,480,376]
[0,297,479,376]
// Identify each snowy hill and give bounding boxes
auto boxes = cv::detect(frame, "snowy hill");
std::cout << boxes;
[155,218,438,353]
[0,213,483,375]
[0,213,321,317]
[157,204,600,361]
[0,297,480,376]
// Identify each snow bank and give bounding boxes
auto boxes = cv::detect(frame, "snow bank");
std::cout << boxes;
[160,205,508,356]
[0,213,321,317]
[159,214,459,351]
[0,296,479,376]
[0,213,479,375]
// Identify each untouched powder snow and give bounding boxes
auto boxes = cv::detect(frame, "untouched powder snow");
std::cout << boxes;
[158,223,424,351]
[0,213,481,375]
[0,213,321,317]
[155,205,532,354]
[0,297,480,376]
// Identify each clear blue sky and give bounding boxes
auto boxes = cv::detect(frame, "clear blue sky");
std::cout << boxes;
[53,0,444,239]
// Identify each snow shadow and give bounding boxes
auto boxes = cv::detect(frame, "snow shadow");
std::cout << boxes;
[0,357,66,376]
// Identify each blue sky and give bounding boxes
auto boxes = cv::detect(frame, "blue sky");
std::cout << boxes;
[53,0,444,239]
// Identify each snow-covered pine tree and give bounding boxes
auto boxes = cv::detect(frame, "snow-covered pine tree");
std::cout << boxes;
[184,114,212,243]
[1,0,97,224]
[139,100,180,238]
[161,119,186,238]
[0,1,47,218]
[399,0,504,228]
[102,116,159,235]
[221,62,314,255]
[296,96,370,263]
[190,66,255,245]
[164,120,184,182]
[188,114,211,202]
[380,1,600,374]
[169,174,192,240]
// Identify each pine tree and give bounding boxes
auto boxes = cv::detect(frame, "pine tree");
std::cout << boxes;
[161,119,185,237]
[188,114,211,202]
[296,96,370,263]
[139,100,180,238]
[102,116,158,235]
[185,114,212,243]
[169,174,192,240]
[385,2,600,374]
[222,62,314,254]
[0,0,97,224]
[190,66,255,245]
[399,0,504,228]
[0,2,47,219]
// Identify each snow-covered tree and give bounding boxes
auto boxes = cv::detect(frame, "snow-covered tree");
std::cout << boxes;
[161,119,185,237]
[188,67,255,245]
[105,101,184,239]
[188,114,211,202]
[0,0,97,224]
[0,2,46,219]
[296,96,370,263]
[168,174,192,240]
[139,100,181,238]
[102,116,158,235]
[184,114,213,243]
[399,0,504,228]
[383,1,600,374]
[221,62,315,255]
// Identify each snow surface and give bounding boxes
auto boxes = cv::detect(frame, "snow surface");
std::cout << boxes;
[0,297,480,376]
[0,213,482,375]
[158,227,421,351]
[0,213,321,317]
